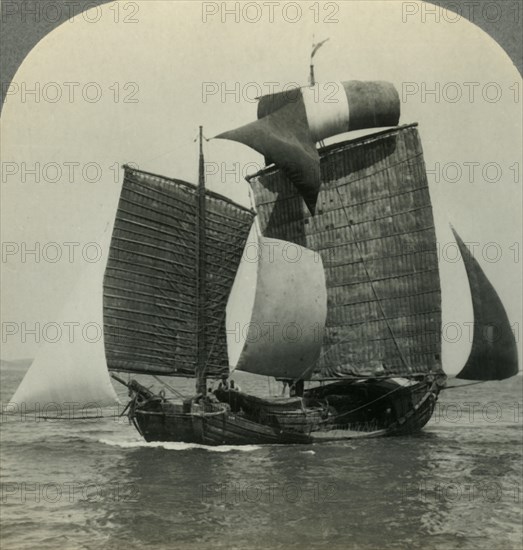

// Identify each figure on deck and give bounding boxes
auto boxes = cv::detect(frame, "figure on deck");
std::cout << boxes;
[218,375,229,391]
[289,380,304,397]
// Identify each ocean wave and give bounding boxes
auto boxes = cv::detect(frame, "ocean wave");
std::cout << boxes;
[98,438,261,452]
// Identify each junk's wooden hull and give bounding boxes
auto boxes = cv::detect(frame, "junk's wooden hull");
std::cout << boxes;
[133,405,312,445]
[129,376,445,445]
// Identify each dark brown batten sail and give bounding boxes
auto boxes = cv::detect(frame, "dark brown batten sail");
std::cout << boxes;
[247,124,443,379]
[103,165,254,378]
[453,228,519,380]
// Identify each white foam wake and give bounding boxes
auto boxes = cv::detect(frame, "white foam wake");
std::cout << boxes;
[98,438,261,452]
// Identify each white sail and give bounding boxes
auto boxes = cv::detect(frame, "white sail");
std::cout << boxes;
[229,236,327,380]
[302,82,350,142]
[10,228,120,413]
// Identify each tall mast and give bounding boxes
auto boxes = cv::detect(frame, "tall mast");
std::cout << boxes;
[195,125,207,395]
[309,37,329,86]
[309,62,315,87]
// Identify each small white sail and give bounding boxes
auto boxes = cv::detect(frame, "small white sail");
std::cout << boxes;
[10,229,120,413]
[229,236,327,380]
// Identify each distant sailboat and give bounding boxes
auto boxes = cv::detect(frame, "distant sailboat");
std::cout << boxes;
[10,66,519,444]
[11,229,119,412]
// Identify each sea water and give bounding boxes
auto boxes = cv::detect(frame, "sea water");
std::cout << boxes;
[1,360,521,550]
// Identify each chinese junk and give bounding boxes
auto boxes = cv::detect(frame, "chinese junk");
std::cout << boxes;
[12,73,519,444]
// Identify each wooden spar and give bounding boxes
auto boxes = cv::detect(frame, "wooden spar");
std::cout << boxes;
[195,126,207,395]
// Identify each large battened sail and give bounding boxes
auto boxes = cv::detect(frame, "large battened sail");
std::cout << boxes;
[103,166,254,378]
[453,229,519,380]
[247,124,443,380]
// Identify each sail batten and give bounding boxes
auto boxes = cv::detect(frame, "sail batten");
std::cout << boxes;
[103,165,254,378]
[247,124,443,380]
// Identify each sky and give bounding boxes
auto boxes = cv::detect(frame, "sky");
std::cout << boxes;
[1,0,521,376]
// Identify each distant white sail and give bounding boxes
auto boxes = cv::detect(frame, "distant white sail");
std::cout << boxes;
[10,228,120,412]
[229,236,327,380]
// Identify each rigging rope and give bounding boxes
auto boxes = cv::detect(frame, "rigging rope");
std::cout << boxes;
[31,415,122,420]
[295,180,418,383]
[334,186,412,373]
[317,381,407,424]
[201,221,253,380]
[441,380,486,390]
[152,375,187,399]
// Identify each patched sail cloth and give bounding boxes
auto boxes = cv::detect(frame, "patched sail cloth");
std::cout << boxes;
[217,81,400,214]
[231,237,327,380]
[247,125,443,379]
[103,166,254,378]
[11,230,120,412]
[453,228,519,380]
